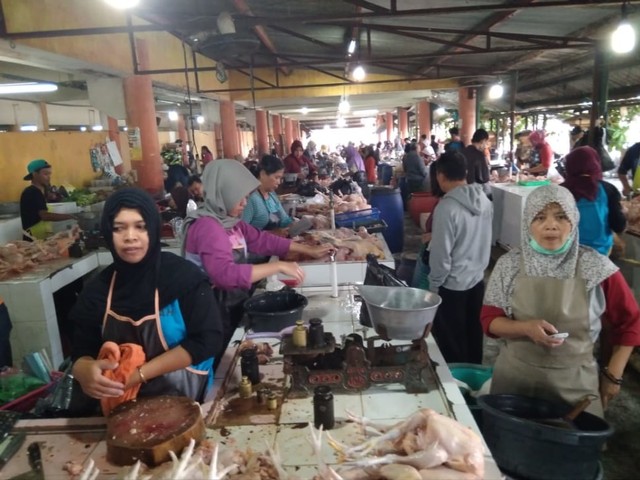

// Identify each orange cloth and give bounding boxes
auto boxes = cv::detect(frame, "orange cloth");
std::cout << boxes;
[98,341,146,416]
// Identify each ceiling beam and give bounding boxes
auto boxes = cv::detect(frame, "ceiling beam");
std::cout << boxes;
[418,0,538,75]
[236,1,640,27]
[232,0,291,76]
[518,58,640,93]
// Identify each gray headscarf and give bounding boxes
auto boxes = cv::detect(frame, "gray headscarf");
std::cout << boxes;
[184,159,259,231]
[484,184,618,314]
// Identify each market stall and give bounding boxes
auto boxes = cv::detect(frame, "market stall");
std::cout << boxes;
[0,285,502,479]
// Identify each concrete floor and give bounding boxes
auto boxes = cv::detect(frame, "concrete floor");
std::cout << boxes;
[397,208,640,480]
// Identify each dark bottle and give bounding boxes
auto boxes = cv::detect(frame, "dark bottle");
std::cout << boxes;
[240,347,260,385]
[308,318,325,349]
[313,386,335,430]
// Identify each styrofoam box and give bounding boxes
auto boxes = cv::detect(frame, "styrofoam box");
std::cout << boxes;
[272,233,395,286]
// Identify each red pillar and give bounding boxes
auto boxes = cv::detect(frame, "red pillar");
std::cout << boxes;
[123,38,163,194]
[417,101,431,138]
[386,112,393,142]
[107,116,124,175]
[284,117,294,150]
[255,109,269,157]
[220,100,240,158]
[271,114,283,156]
[213,123,223,159]
[397,107,408,140]
[458,87,477,146]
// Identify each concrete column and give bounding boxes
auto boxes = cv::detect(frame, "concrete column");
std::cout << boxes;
[107,116,124,174]
[220,100,240,158]
[417,101,431,138]
[284,117,294,150]
[271,114,283,156]
[255,109,269,157]
[38,102,49,131]
[376,114,384,143]
[214,123,223,159]
[123,38,163,194]
[397,107,409,140]
[458,87,477,146]
[292,120,300,141]
[386,112,394,142]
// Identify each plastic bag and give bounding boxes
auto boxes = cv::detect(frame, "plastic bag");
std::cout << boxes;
[358,254,407,327]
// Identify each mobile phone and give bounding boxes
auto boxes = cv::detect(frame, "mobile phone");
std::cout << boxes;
[549,332,569,339]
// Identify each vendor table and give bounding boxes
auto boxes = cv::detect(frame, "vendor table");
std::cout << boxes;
[1,286,502,479]
[491,182,540,249]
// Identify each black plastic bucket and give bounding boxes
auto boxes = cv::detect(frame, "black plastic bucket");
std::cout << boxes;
[477,394,612,480]
[244,291,308,332]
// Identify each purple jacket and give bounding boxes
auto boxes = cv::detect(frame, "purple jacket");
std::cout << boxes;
[185,217,291,290]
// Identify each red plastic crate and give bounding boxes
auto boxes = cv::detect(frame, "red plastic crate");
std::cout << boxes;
[0,371,63,413]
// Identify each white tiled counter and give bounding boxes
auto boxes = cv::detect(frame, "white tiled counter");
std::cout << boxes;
[0,252,99,368]
[491,183,540,249]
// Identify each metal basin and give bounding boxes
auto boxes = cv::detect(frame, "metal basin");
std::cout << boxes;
[354,285,441,340]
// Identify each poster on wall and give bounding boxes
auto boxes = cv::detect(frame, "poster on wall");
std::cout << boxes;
[127,127,142,162]
[106,141,123,167]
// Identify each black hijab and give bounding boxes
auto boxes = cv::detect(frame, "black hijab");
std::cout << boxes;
[96,188,206,318]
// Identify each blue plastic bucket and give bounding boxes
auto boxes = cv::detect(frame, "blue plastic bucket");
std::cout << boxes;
[370,186,404,253]
[378,164,393,185]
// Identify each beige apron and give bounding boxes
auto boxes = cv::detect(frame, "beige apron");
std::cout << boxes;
[491,256,603,417]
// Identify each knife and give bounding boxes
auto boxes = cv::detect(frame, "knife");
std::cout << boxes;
[7,442,44,480]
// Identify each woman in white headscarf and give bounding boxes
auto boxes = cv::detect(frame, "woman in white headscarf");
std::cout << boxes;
[482,184,640,416]
[183,160,332,353]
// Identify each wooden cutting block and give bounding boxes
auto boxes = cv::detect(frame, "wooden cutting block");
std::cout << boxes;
[106,396,205,467]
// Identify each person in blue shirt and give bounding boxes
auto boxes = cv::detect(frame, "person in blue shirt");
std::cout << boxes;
[617,140,640,197]
[242,155,294,234]
[562,146,626,256]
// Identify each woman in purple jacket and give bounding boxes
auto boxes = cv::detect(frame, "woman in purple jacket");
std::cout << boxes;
[183,160,331,355]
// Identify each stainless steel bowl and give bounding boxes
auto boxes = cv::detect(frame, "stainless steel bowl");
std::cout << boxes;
[355,285,441,340]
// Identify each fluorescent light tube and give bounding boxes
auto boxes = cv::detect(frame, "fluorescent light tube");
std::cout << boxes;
[0,83,58,94]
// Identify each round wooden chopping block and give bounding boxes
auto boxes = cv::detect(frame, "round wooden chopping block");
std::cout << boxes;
[106,395,205,467]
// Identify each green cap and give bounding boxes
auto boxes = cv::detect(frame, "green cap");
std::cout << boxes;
[23,159,52,180]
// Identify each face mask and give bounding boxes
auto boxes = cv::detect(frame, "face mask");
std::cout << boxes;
[529,236,573,255]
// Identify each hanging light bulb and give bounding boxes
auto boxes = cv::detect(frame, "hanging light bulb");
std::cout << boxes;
[300,107,309,115]
[196,115,205,124]
[612,1,636,54]
[168,111,179,121]
[352,65,366,82]
[488,83,504,100]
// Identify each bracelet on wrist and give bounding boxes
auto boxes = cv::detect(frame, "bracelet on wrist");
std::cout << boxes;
[601,366,623,385]
[137,366,148,384]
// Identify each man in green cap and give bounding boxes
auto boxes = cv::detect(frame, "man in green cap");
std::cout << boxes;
[20,159,76,240]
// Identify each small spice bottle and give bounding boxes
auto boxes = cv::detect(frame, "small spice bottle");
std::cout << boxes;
[292,320,307,348]
[308,318,325,349]
[240,347,260,385]
[256,388,268,405]
[239,376,253,398]
[313,386,335,430]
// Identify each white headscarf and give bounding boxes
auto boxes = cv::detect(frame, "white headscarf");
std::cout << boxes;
[184,159,259,230]
[484,184,618,313]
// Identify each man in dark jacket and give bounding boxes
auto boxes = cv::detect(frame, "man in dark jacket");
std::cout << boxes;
[461,128,490,186]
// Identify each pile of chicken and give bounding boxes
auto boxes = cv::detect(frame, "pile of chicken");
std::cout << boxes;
[0,226,81,280]
[287,227,385,262]
[71,408,484,480]
[297,192,370,217]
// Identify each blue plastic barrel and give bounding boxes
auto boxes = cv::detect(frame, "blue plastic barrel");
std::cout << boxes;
[369,186,404,253]
[397,175,409,210]
[378,164,393,185]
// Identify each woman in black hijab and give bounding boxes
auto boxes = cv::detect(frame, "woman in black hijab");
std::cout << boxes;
[70,188,223,404]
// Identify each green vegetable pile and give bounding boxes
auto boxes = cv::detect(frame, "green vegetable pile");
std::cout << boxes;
[66,189,98,207]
